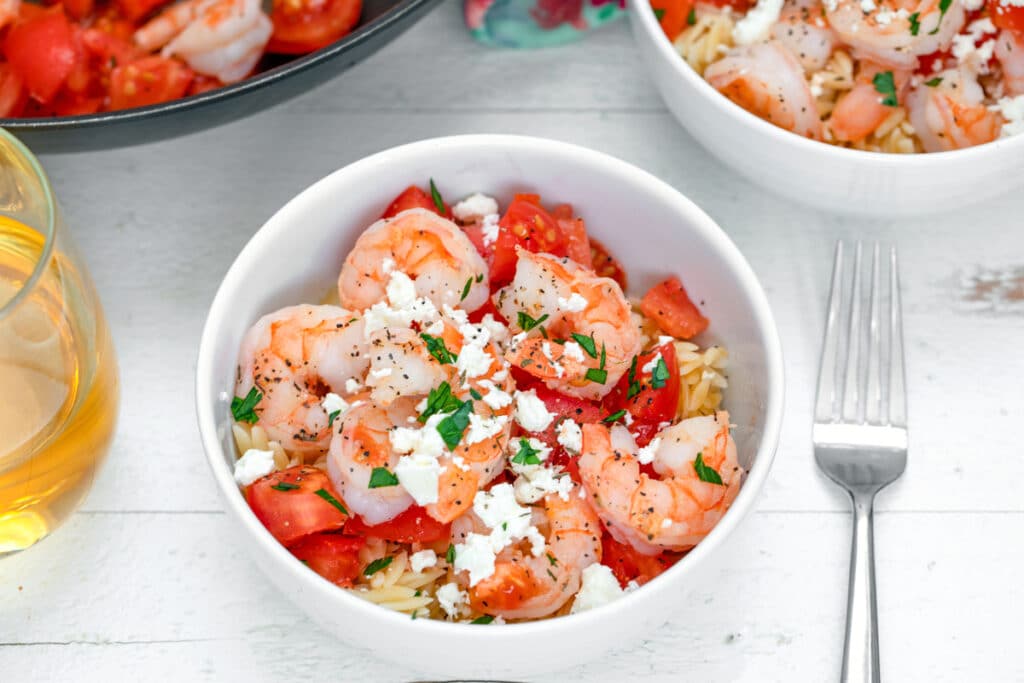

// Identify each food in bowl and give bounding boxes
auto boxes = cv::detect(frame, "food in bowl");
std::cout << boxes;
[228,181,741,623]
[650,0,1024,152]
[0,0,361,117]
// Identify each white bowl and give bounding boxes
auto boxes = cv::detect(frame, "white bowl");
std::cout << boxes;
[195,135,784,678]
[628,0,1024,216]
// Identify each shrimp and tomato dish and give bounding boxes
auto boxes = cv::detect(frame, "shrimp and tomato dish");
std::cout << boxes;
[654,0,1024,152]
[229,182,739,623]
[0,0,360,117]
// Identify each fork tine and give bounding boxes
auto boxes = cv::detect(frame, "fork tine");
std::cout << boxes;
[864,243,882,424]
[814,241,846,422]
[841,242,863,422]
[888,246,907,427]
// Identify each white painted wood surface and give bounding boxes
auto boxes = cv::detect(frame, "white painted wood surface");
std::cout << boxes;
[3,3,1024,680]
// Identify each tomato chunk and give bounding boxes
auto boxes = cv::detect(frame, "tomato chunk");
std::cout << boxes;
[381,184,448,219]
[989,0,1024,32]
[601,533,684,587]
[116,0,171,21]
[640,276,709,340]
[343,505,451,543]
[246,466,349,546]
[605,341,680,446]
[530,384,604,447]
[0,65,27,118]
[267,0,362,54]
[109,57,193,111]
[289,533,365,586]
[558,216,592,269]
[489,197,566,287]
[650,0,694,41]
[5,10,78,104]
[589,238,627,291]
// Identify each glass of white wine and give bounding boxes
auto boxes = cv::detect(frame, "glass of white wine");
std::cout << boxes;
[0,131,118,554]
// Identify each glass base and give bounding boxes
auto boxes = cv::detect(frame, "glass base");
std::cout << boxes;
[0,509,49,554]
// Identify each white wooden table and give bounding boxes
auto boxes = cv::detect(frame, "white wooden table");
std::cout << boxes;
[3,3,1023,680]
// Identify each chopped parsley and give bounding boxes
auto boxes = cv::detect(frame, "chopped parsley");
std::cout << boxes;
[686,6,696,24]
[475,273,484,283]
[925,76,943,87]
[872,71,898,107]
[419,382,463,423]
[908,11,920,35]
[421,333,458,365]
[511,437,543,465]
[364,556,393,577]
[429,178,446,215]
[270,482,299,492]
[437,400,474,449]
[469,387,483,400]
[368,467,399,488]
[627,355,641,398]
[461,277,473,302]
[546,553,558,566]
[470,615,495,624]
[928,0,951,35]
[327,410,341,427]
[585,343,608,384]
[693,452,724,485]
[571,332,598,358]
[603,409,626,423]
[651,356,671,389]
[315,488,349,515]
[653,7,665,19]
[446,543,456,564]
[517,311,549,332]
[231,387,262,424]
[546,568,557,581]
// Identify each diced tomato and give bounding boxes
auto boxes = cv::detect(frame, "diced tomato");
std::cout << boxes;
[589,238,627,291]
[289,533,365,587]
[605,341,680,447]
[530,384,604,447]
[4,10,78,104]
[109,56,193,111]
[343,505,450,543]
[246,466,349,547]
[0,65,27,118]
[462,221,493,261]
[558,217,592,269]
[546,445,582,484]
[188,75,226,96]
[550,203,574,220]
[488,227,522,288]
[650,0,695,41]
[267,0,362,54]
[489,197,566,287]
[81,28,142,68]
[116,0,171,21]
[381,184,448,219]
[989,0,1024,32]
[467,296,505,325]
[601,533,684,587]
[89,7,136,43]
[63,0,94,21]
[640,276,709,340]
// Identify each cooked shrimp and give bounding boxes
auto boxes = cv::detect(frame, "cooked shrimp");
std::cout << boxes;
[705,41,824,140]
[995,29,1024,96]
[338,208,490,313]
[824,0,965,70]
[906,66,1001,152]
[829,61,911,142]
[236,304,368,457]
[135,0,272,84]
[772,1,837,72]
[458,485,603,620]
[495,249,641,401]
[578,413,742,554]
[364,327,454,406]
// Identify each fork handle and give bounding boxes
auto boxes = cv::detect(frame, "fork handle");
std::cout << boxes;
[841,490,881,683]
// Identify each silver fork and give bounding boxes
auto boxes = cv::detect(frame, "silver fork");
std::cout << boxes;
[813,241,908,683]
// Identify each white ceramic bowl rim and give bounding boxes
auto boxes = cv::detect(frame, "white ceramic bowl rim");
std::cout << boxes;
[195,134,784,640]
[630,1,1024,164]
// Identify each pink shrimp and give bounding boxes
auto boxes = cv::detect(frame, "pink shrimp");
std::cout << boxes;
[905,66,1002,152]
[829,62,912,142]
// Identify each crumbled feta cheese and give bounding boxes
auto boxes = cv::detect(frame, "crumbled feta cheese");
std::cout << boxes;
[570,564,629,614]
[386,270,418,310]
[410,549,438,573]
[453,533,497,586]
[641,353,663,375]
[369,367,393,380]
[479,314,509,345]
[481,214,500,247]
[562,341,585,363]
[557,292,588,313]
[809,72,826,98]
[993,94,1024,137]
[962,0,984,9]
[424,319,445,335]
[436,582,467,618]
[452,193,500,222]
[381,257,395,274]
[477,379,513,410]
[233,448,276,486]
[622,410,634,426]
[952,18,997,73]
[465,413,508,445]
[556,419,583,454]
[394,453,442,505]
[732,0,784,45]
[321,392,349,417]
[442,304,469,327]
[491,368,508,382]
[658,335,675,346]
[859,0,875,11]
[636,437,662,466]
[541,342,565,378]
[513,463,574,504]
[390,413,447,459]
[514,389,555,432]
[344,378,363,394]
[473,483,536,548]
[456,343,493,379]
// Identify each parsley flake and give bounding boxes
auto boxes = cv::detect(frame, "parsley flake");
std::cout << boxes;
[603,409,626,423]
[627,355,641,398]
[908,11,920,35]
[571,332,598,358]
[687,6,696,23]
[475,273,484,283]
[517,311,549,332]
[546,553,558,566]
[872,71,898,107]
[419,382,463,423]
[693,452,724,485]
[653,7,665,19]
[368,467,399,488]
[437,400,474,449]
[651,356,671,389]
[471,615,494,624]
[928,0,951,35]
[925,76,943,87]
[461,277,473,302]
[421,333,458,365]
[314,488,348,515]
[364,556,393,576]
[429,178,446,215]
[271,482,299,492]
[469,387,483,400]
[585,367,608,384]
[327,409,341,427]
[231,387,262,424]
[511,437,543,465]
[446,544,456,564]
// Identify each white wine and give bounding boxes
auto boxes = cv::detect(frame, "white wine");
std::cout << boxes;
[0,215,118,553]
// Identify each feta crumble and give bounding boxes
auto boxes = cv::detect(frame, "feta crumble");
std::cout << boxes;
[233,448,276,486]
[636,436,662,466]
[952,18,997,73]
[456,342,493,379]
[570,563,631,614]
[993,94,1024,137]
[556,419,583,454]
[557,292,588,313]
[436,582,468,618]
[394,453,442,505]
[732,0,784,45]
[465,413,508,445]
[454,484,547,585]
[410,549,438,573]
[321,392,349,419]
[481,214,500,247]
[562,340,585,363]
[477,379,513,409]
[344,378,363,394]
[452,193,500,223]
[541,342,565,378]
[641,353,663,375]
[514,389,555,432]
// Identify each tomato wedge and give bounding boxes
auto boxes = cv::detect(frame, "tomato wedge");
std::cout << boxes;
[289,533,365,586]
[989,0,1024,32]
[601,533,683,587]
[558,216,592,269]
[109,57,193,111]
[640,276,709,340]
[589,238,627,291]
[246,466,349,546]
[530,384,604,448]
[605,341,680,447]
[343,505,450,543]
[489,197,566,287]
[267,0,362,54]
[650,0,694,41]
[381,184,448,219]
[4,10,78,104]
